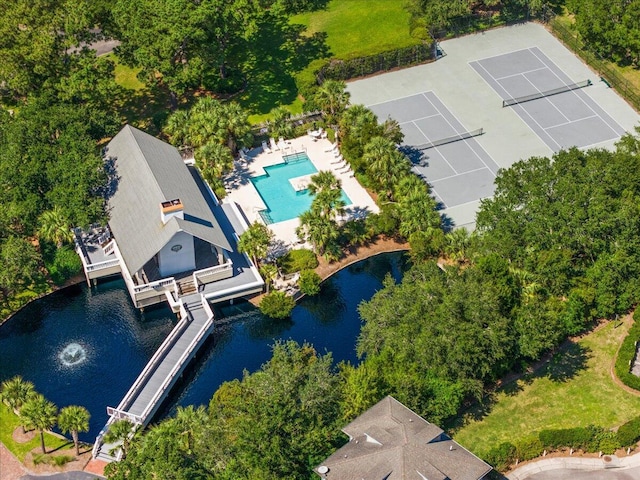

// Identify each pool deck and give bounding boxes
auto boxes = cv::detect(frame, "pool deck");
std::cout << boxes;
[223,136,379,248]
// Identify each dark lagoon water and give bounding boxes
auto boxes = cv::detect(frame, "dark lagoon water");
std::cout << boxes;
[0,252,407,442]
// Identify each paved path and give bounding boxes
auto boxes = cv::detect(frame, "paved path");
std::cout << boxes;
[0,443,26,480]
[508,453,640,480]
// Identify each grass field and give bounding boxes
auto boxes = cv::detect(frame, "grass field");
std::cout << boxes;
[291,0,421,60]
[453,318,640,457]
[0,403,72,461]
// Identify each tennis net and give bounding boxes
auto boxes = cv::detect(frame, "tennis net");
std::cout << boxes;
[502,79,592,107]
[416,128,484,150]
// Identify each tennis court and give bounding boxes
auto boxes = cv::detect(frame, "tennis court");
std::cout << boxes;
[470,47,626,151]
[368,91,499,209]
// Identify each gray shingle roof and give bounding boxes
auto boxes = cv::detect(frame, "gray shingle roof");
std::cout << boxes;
[104,125,232,275]
[316,396,492,480]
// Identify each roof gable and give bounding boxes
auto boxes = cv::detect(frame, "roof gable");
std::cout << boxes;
[317,396,492,480]
[104,125,232,274]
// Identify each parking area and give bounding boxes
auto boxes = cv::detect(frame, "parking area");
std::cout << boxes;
[470,47,626,152]
[369,91,499,209]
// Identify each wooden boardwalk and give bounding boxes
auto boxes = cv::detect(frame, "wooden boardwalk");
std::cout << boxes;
[92,294,215,462]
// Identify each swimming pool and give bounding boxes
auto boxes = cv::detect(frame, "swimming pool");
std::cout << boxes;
[250,153,351,224]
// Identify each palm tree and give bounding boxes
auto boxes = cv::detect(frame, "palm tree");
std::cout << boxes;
[237,222,273,267]
[173,405,207,453]
[104,419,136,458]
[1,376,36,433]
[308,171,345,220]
[20,394,57,454]
[268,106,294,140]
[259,263,278,293]
[297,210,340,257]
[363,136,411,198]
[219,101,253,155]
[445,228,471,263]
[195,142,234,184]
[38,206,73,248]
[58,405,91,455]
[164,109,191,148]
[314,80,350,118]
[0,376,35,415]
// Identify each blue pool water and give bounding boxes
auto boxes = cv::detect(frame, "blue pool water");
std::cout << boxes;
[250,154,351,224]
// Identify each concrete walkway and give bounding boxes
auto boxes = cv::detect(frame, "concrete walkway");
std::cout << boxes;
[508,452,640,479]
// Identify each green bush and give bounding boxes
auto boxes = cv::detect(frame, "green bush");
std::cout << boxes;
[614,311,640,391]
[46,245,82,286]
[317,43,434,82]
[277,249,318,274]
[515,436,544,461]
[483,442,516,472]
[617,415,640,446]
[597,432,622,454]
[32,453,51,465]
[259,291,296,319]
[539,427,594,450]
[52,455,75,466]
[298,269,321,296]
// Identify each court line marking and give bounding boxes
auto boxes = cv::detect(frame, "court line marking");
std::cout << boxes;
[494,66,548,81]
[518,72,571,123]
[473,60,562,151]
[528,47,621,138]
[543,113,599,130]
[411,115,460,176]
[468,46,543,65]
[366,92,437,109]
[398,113,442,125]
[439,197,492,209]
[429,186,448,209]
[422,91,497,176]
[429,166,489,183]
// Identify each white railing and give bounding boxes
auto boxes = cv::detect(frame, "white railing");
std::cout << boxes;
[201,294,214,319]
[138,311,215,421]
[114,313,191,414]
[106,407,143,425]
[102,240,115,256]
[193,261,233,285]
[92,432,104,458]
[133,277,175,294]
[85,258,121,273]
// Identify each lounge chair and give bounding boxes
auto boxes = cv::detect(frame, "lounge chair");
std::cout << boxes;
[270,138,279,151]
[330,155,344,164]
[324,143,338,152]
[262,140,272,154]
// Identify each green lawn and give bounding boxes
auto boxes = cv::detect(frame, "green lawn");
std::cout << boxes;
[291,0,422,60]
[453,319,640,457]
[106,1,423,126]
[0,403,72,461]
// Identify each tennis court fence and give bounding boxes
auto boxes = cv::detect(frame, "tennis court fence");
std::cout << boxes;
[416,128,484,150]
[502,80,592,107]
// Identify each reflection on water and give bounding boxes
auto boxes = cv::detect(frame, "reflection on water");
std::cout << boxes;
[0,252,407,441]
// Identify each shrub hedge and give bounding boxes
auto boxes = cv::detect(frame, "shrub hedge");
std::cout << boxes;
[614,310,640,391]
[277,249,318,274]
[617,414,640,447]
[298,269,321,296]
[259,291,295,319]
[482,423,635,472]
[316,43,434,83]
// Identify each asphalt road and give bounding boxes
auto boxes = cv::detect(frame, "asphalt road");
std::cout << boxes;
[520,466,640,480]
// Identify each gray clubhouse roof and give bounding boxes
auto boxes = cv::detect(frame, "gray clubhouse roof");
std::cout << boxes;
[104,125,232,275]
[316,396,492,480]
